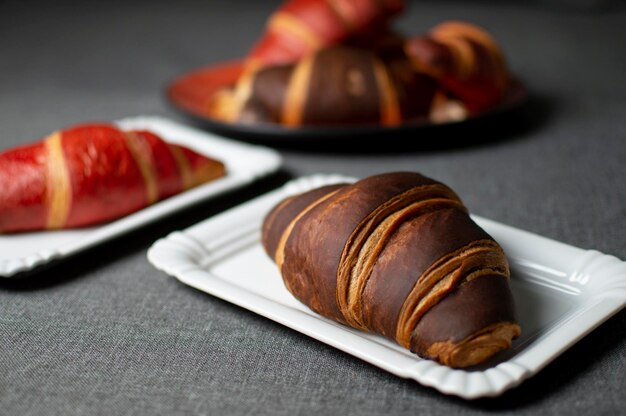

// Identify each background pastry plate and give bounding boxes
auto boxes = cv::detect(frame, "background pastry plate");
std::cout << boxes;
[147,174,626,399]
[166,61,528,143]
[0,116,282,277]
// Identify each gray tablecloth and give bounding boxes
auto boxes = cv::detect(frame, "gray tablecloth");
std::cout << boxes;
[1,1,625,414]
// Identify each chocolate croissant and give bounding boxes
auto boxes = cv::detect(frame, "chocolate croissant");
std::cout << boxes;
[405,21,509,112]
[247,0,404,69]
[213,45,436,126]
[0,124,225,233]
[262,172,520,368]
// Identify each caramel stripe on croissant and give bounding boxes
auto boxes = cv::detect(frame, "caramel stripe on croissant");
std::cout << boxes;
[283,55,315,126]
[269,12,323,51]
[412,275,519,366]
[336,184,466,329]
[167,144,194,190]
[44,132,72,229]
[431,21,506,83]
[430,21,507,85]
[395,240,508,348]
[371,55,401,126]
[228,69,257,123]
[263,172,520,367]
[123,132,159,205]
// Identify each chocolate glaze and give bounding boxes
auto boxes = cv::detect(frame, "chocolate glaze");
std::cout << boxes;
[410,275,518,356]
[362,208,492,339]
[261,172,519,366]
[405,37,455,76]
[384,52,437,120]
[466,39,499,81]
[281,172,444,322]
[302,46,382,125]
[239,44,438,126]
[238,64,293,124]
[261,184,347,259]
[238,97,275,124]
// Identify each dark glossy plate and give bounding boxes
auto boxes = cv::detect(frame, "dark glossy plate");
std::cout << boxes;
[166,60,528,147]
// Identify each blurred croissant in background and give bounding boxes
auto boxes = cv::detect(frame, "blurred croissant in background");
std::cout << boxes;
[210,0,511,127]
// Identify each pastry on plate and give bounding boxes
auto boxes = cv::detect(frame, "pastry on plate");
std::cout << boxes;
[209,0,512,127]
[262,172,521,368]
[0,123,225,233]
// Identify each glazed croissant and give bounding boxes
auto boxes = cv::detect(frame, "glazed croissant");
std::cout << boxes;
[247,0,405,69]
[405,21,509,112]
[213,45,436,126]
[262,172,520,368]
[0,124,225,233]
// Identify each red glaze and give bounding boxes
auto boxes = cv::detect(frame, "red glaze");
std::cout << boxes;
[0,142,47,232]
[167,61,244,120]
[281,0,341,43]
[249,31,314,69]
[0,124,225,233]
[60,124,148,228]
[248,0,405,68]
[178,145,214,175]
[132,129,184,199]
[440,74,505,113]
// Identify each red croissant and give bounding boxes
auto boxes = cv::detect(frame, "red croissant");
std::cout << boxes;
[247,0,404,69]
[0,124,225,233]
[405,21,509,112]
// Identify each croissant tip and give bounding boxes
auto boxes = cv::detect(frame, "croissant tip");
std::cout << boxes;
[430,323,521,368]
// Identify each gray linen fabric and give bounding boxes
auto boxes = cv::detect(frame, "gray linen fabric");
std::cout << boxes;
[0,1,624,415]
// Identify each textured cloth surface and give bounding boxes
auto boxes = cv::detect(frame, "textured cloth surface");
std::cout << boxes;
[1,1,625,415]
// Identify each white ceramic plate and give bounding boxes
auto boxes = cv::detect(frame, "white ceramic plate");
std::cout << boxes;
[0,116,282,277]
[147,174,626,399]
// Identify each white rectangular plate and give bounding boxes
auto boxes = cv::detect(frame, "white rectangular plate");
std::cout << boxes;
[0,116,282,277]
[147,174,626,399]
